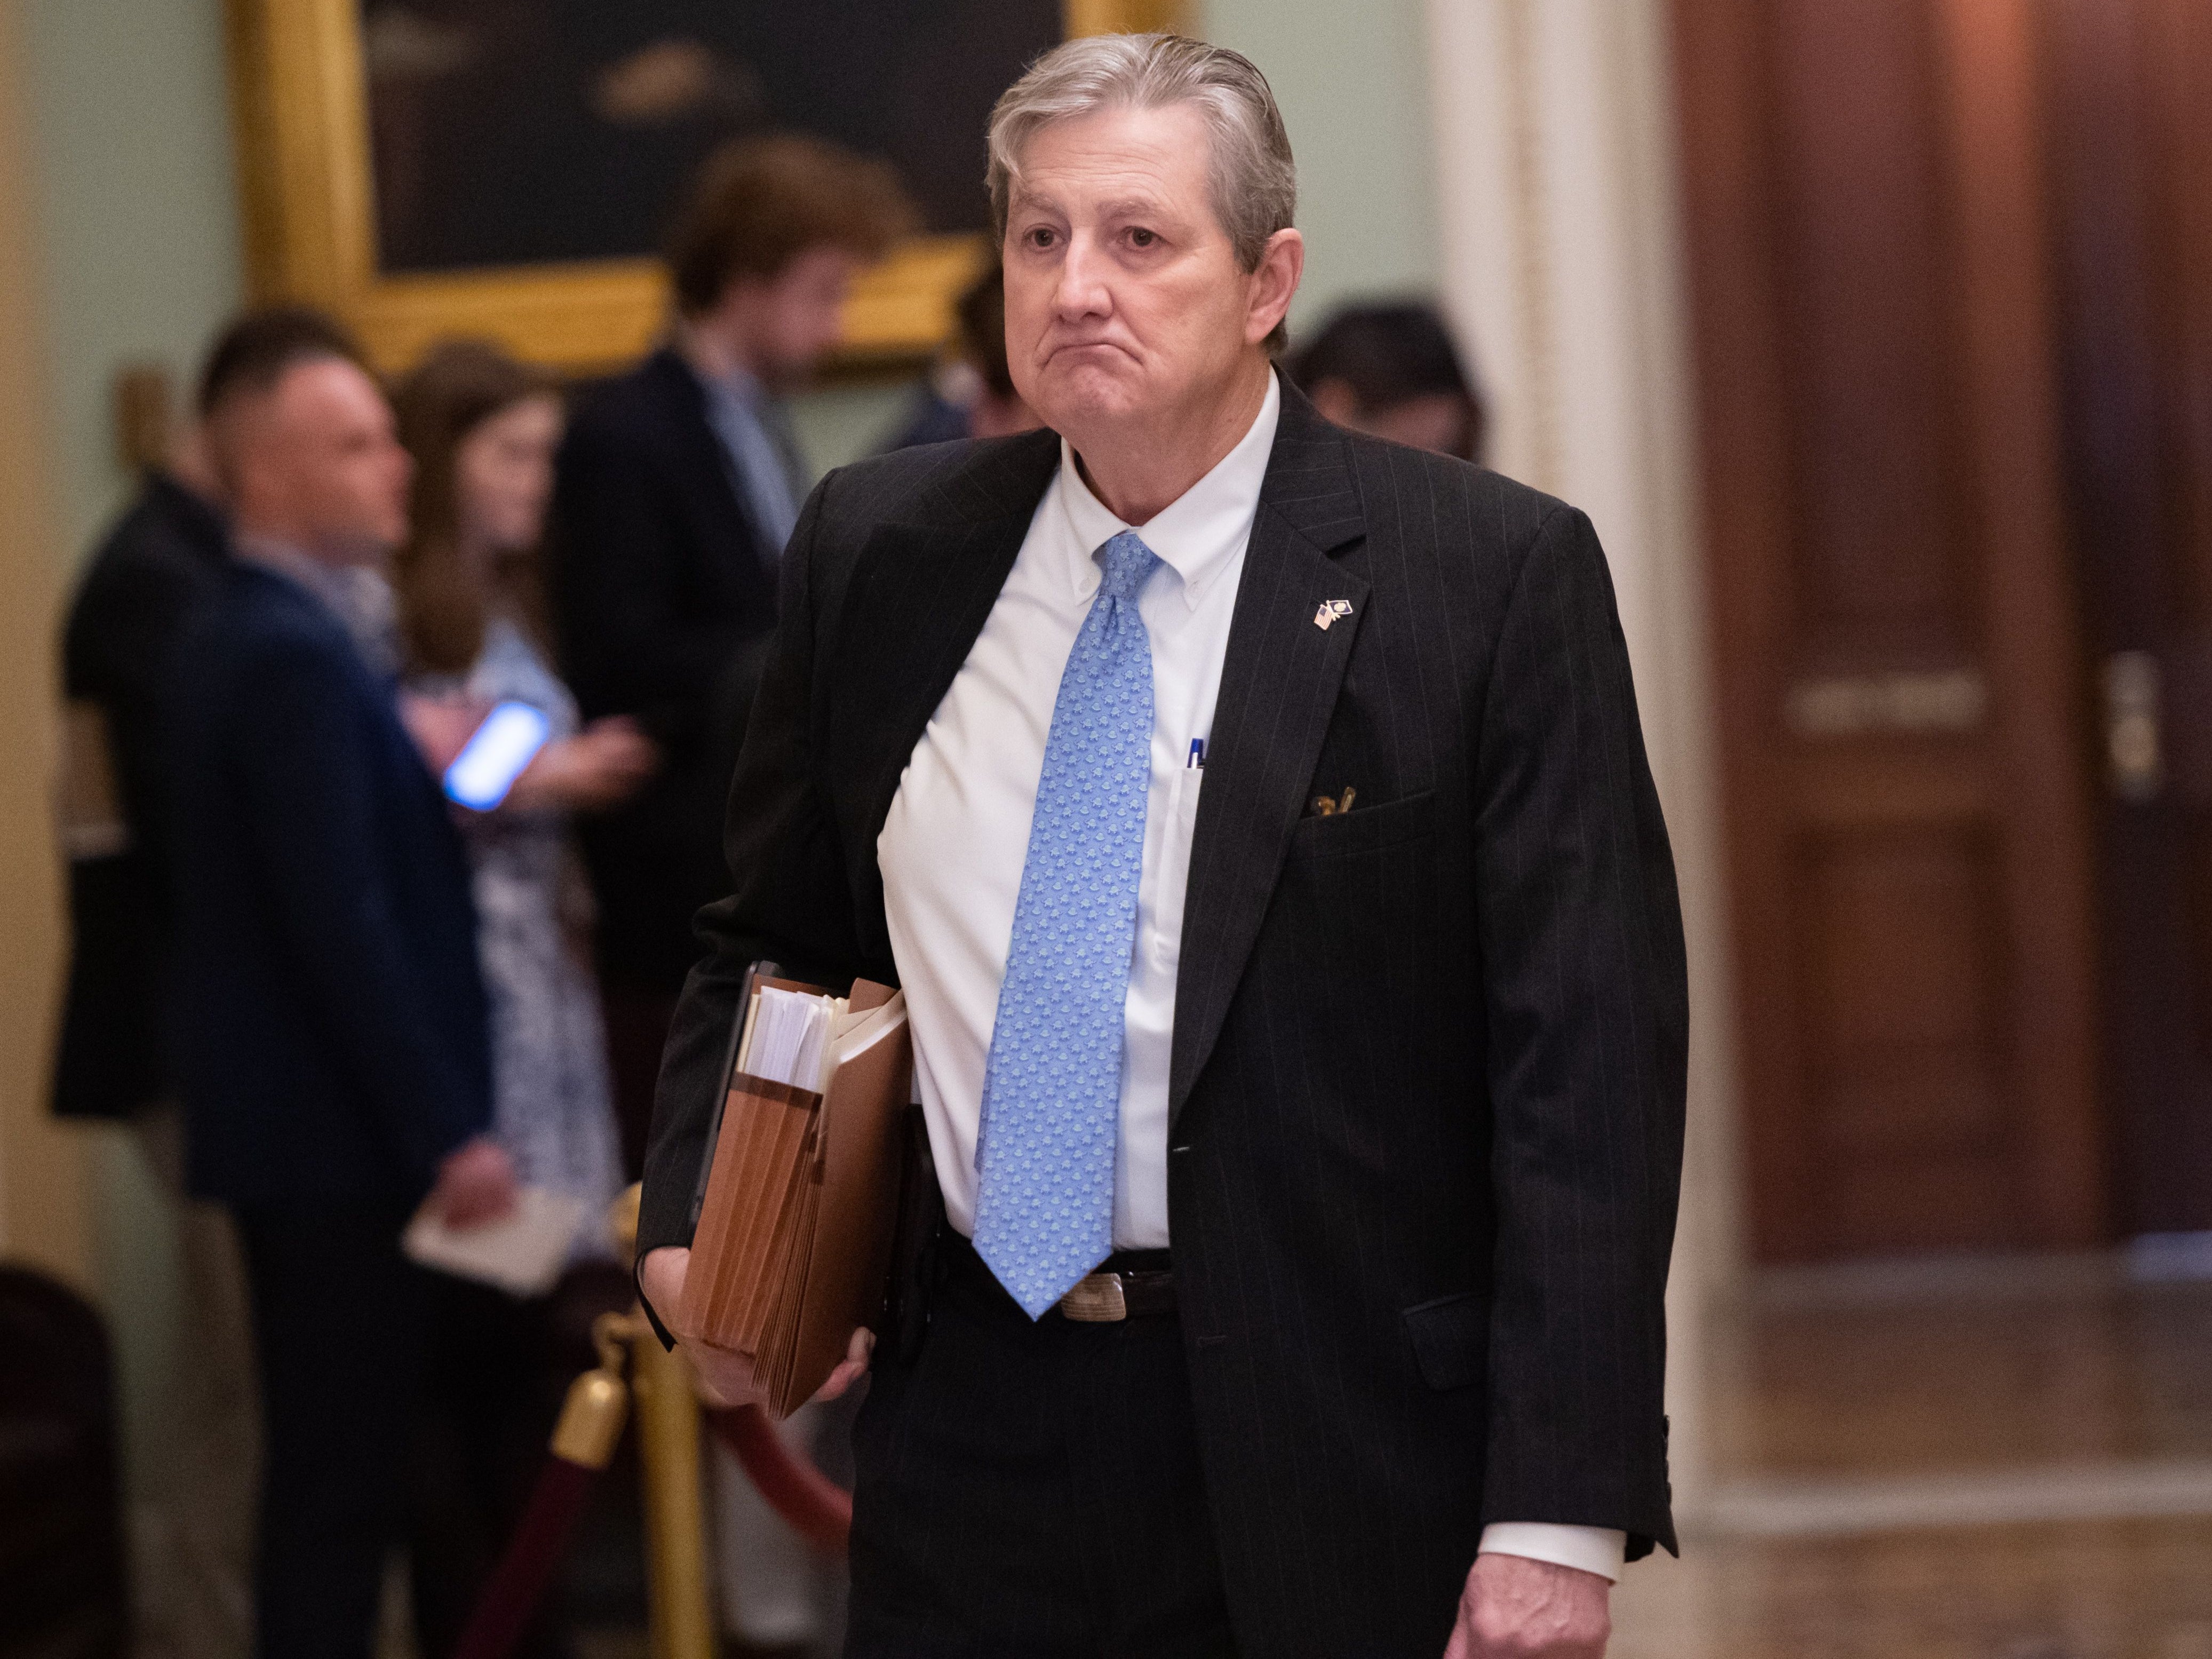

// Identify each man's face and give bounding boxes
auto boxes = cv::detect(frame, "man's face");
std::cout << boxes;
[229,358,412,565]
[739,245,862,386]
[1001,104,1280,442]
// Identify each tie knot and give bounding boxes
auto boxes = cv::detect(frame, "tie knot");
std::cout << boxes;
[1096,531,1161,603]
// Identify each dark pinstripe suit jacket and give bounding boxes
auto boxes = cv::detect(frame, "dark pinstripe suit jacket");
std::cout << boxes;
[637,379,1687,1656]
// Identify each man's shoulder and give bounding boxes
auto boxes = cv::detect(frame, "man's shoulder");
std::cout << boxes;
[63,482,231,685]
[810,429,1062,544]
[180,565,355,686]
[1333,428,1572,549]
[68,479,228,612]
[563,348,699,450]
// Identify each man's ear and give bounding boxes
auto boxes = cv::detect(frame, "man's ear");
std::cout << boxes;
[1246,227,1306,347]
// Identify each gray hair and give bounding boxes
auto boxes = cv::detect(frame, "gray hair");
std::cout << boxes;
[986,34,1298,348]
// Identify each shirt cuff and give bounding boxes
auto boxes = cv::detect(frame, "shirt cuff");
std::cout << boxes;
[1477,1523,1627,1583]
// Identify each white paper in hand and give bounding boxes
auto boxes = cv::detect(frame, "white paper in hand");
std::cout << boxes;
[402,1186,585,1298]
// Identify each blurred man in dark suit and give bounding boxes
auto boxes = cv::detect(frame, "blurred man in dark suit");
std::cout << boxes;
[52,308,359,1659]
[551,133,913,1168]
[55,423,227,1124]
[167,313,515,1659]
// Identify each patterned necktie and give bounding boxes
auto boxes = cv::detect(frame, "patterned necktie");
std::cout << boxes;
[973,529,1163,1318]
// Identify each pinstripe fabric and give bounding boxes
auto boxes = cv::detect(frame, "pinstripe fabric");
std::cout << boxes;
[637,384,1688,1658]
[847,1234,1234,1656]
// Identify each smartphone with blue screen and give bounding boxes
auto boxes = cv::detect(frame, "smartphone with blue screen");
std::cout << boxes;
[443,700,552,810]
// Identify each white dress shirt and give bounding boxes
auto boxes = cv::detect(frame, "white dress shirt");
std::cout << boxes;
[876,369,1624,1584]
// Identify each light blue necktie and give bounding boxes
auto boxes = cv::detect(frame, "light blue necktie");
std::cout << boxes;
[973,530,1163,1318]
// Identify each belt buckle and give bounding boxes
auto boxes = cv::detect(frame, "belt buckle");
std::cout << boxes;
[1058,1272,1127,1322]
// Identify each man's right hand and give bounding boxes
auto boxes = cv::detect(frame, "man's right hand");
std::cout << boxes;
[640,1245,874,1407]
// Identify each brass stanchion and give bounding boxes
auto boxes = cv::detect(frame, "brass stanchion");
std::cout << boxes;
[631,1323,715,1659]
[458,1187,855,1658]
[452,1319,631,1659]
[611,1187,716,1659]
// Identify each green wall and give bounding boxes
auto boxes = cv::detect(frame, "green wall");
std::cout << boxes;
[21,0,244,561]
[1204,0,1443,334]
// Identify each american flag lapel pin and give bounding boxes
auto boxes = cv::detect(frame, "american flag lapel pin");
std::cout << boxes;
[1314,599,1354,631]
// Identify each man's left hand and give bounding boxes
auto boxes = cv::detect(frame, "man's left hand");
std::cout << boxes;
[1444,1553,1611,1658]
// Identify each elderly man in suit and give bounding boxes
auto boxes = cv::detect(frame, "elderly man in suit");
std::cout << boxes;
[638,34,1686,1659]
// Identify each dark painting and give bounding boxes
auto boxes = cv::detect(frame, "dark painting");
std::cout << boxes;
[362,0,1063,274]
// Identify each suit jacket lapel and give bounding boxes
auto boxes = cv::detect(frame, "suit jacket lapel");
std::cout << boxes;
[1169,390,1368,1126]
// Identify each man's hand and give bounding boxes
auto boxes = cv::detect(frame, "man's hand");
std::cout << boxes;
[639,1245,874,1408]
[1444,1553,1611,1658]
[429,1136,519,1229]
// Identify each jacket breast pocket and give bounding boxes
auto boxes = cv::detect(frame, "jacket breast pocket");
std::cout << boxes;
[1402,1289,1489,1392]
[1285,788,1436,861]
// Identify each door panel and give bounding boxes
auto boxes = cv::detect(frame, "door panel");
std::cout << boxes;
[1774,0,1977,669]
[1675,0,2104,1260]
[1800,824,2014,1250]
[2044,0,2212,1234]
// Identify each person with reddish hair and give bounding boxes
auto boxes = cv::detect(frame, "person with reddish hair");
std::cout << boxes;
[550,133,916,1651]
[550,134,915,1171]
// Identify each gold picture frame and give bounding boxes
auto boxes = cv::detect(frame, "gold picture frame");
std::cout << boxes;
[224,0,1189,377]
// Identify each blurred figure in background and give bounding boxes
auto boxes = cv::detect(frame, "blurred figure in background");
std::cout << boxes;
[166,312,514,1659]
[1284,298,1488,463]
[49,323,354,1659]
[390,340,654,1658]
[551,133,912,1656]
[883,258,1040,449]
[551,133,914,1172]
[55,387,229,1124]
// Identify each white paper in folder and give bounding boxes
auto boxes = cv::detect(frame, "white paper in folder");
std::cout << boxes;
[742,985,839,1088]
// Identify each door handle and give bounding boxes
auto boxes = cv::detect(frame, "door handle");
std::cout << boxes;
[2103,650,2163,801]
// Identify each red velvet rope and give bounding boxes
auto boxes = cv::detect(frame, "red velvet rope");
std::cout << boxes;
[706,1402,854,1553]
[451,1456,600,1659]
[452,1398,850,1659]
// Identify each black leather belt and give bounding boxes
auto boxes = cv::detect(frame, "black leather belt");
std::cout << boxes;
[940,1229,1177,1323]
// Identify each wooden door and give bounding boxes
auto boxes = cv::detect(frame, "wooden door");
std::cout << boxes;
[2043,0,2212,1236]
[1673,0,2105,1260]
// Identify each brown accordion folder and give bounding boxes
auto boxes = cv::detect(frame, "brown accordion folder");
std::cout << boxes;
[676,973,913,1418]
